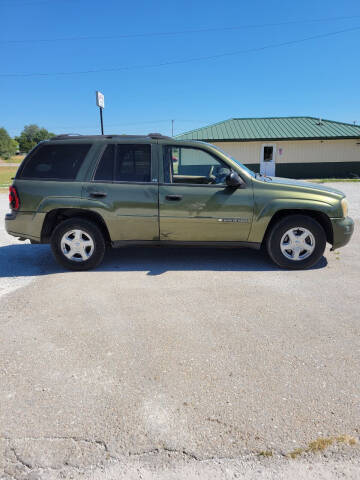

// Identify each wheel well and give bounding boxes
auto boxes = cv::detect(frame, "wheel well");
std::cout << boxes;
[41,209,111,244]
[262,209,333,245]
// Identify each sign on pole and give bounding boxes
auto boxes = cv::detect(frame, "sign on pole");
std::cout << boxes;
[96,91,105,109]
[95,91,105,134]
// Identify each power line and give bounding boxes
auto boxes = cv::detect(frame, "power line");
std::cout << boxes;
[5,119,174,129]
[0,0,77,5]
[1,15,360,45]
[1,26,359,78]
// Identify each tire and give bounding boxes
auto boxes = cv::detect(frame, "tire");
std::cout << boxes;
[51,217,106,271]
[266,215,326,269]
[30,239,40,244]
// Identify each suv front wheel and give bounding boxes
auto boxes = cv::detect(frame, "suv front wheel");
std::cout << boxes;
[51,217,106,271]
[266,215,327,269]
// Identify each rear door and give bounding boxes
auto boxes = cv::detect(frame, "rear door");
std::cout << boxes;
[83,142,159,241]
[159,145,253,242]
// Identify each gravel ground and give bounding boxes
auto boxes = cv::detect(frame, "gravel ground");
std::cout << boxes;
[0,183,359,479]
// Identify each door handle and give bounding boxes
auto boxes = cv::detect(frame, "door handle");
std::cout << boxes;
[165,194,183,201]
[89,191,107,198]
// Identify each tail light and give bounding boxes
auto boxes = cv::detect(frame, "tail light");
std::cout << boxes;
[9,186,20,210]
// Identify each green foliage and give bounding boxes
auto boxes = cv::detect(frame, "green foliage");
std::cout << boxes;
[15,124,55,153]
[0,127,18,159]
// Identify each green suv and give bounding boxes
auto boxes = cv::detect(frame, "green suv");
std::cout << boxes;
[5,134,354,271]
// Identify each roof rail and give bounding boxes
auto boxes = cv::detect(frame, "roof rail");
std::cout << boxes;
[49,133,173,141]
[50,134,82,140]
[147,133,172,139]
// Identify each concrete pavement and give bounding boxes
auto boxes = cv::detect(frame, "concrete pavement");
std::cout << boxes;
[0,183,359,479]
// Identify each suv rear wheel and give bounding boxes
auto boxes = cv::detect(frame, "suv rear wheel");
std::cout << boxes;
[51,218,106,271]
[266,215,326,269]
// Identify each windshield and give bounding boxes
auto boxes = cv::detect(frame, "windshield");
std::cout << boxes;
[210,144,256,177]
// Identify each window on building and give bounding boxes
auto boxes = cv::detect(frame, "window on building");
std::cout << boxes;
[263,146,274,162]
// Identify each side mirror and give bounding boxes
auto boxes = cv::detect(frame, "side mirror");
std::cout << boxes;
[226,170,243,188]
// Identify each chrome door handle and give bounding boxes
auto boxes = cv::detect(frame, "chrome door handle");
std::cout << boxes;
[165,194,183,201]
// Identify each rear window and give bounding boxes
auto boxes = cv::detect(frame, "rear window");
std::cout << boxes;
[19,143,91,180]
[115,144,151,182]
[94,145,115,181]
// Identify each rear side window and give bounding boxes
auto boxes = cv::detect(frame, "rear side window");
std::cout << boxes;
[20,143,91,180]
[115,144,151,182]
[94,145,115,181]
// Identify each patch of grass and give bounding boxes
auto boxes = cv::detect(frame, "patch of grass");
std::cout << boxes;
[0,154,24,164]
[309,178,360,183]
[258,450,273,457]
[308,437,335,452]
[288,435,358,458]
[289,448,305,459]
[0,166,18,187]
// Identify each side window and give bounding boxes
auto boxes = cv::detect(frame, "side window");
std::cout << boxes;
[94,144,115,181]
[164,146,231,185]
[115,144,151,182]
[20,143,91,180]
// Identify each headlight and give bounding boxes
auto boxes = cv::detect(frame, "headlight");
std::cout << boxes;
[341,198,348,217]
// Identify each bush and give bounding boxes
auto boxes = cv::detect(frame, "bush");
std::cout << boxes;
[0,127,17,160]
[15,124,54,153]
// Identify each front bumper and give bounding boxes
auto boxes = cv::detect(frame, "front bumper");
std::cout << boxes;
[330,216,354,250]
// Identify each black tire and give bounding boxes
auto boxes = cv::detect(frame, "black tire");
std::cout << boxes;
[266,215,326,269]
[51,217,106,271]
[30,239,40,244]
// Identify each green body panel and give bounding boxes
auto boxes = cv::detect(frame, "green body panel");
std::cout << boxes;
[5,136,354,252]
[248,176,344,243]
[82,183,159,240]
[331,217,354,249]
[159,184,253,241]
[5,211,45,241]
[12,179,84,212]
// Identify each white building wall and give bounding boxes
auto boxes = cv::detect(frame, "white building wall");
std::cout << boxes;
[213,139,360,165]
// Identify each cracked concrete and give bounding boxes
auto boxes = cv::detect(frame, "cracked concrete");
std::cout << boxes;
[1,441,360,480]
[4,437,111,470]
[0,183,360,479]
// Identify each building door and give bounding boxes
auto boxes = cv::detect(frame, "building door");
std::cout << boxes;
[260,144,276,176]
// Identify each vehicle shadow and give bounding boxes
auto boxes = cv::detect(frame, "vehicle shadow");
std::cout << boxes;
[0,243,328,277]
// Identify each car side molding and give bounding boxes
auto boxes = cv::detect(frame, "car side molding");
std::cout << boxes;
[111,240,261,249]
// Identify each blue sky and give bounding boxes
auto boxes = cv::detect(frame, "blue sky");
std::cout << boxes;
[1,0,360,138]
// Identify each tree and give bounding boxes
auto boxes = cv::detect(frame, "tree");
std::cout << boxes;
[0,127,18,159]
[15,124,55,153]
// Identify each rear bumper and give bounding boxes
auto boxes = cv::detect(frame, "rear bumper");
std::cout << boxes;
[330,216,354,250]
[5,210,44,242]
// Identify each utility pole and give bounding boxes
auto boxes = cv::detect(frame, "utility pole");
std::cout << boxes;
[171,119,174,137]
[96,91,105,134]
[100,108,104,135]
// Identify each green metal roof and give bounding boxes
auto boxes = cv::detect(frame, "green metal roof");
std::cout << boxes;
[176,117,360,142]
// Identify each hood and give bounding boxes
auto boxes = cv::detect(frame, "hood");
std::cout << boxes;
[264,176,345,197]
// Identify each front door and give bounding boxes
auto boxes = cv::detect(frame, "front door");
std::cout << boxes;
[159,146,253,242]
[260,144,276,176]
[83,143,159,241]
